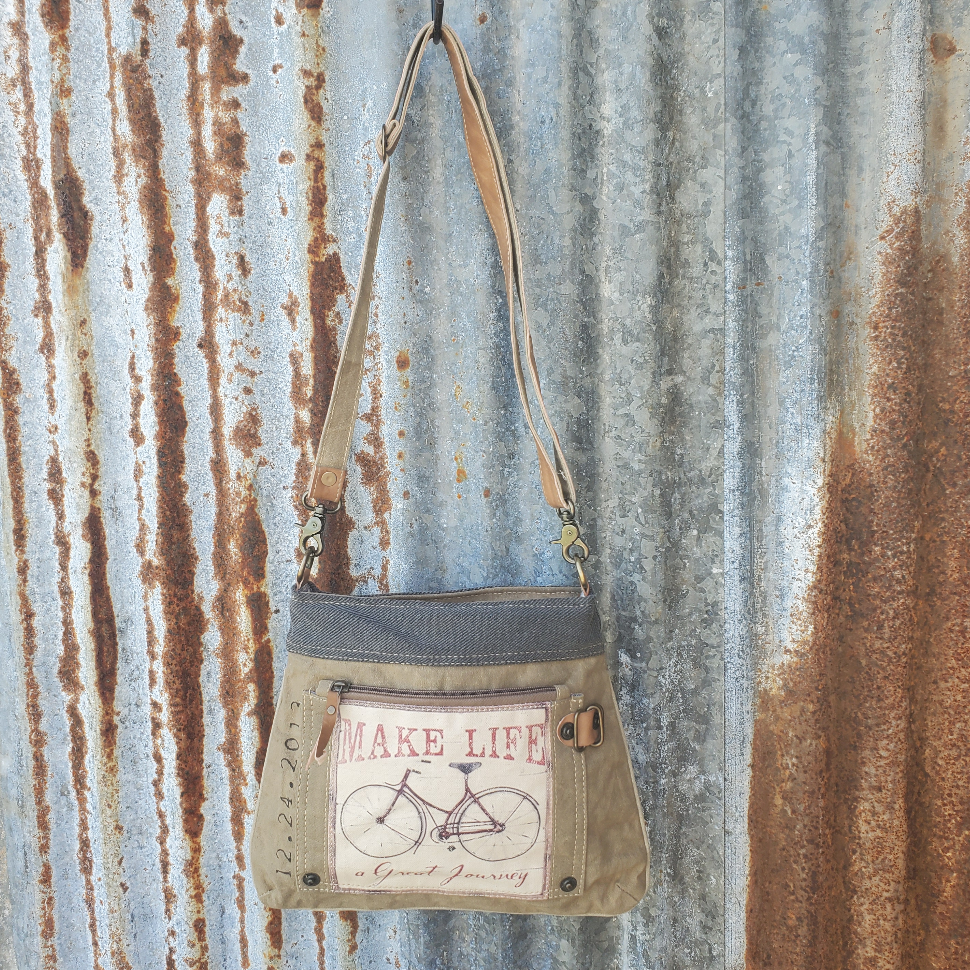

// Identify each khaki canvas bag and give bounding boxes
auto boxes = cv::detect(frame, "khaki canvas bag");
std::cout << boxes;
[249,20,650,916]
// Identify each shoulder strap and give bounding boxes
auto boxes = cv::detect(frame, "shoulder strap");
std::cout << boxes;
[306,23,577,515]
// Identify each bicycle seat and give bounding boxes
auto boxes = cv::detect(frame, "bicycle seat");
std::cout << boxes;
[449,762,482,775]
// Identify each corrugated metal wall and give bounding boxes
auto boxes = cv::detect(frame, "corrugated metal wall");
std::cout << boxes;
[0,0,967,968]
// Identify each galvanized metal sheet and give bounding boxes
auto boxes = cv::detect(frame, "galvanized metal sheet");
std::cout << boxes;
[726,1,970,968]
[1,0,968,968]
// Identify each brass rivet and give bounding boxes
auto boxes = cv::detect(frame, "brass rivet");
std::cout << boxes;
[303,872,321,887]
[321,471,337,487]
[560,722,575,741]
[560,876,578,892]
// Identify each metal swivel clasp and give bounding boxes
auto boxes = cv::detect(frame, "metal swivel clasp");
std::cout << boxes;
[552,522,590,564]
[552,506,591,594]
[296,491,342,587]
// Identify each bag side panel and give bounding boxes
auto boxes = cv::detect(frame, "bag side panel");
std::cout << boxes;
[249,661,307,907]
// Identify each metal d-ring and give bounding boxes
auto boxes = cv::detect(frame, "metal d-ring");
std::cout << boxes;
[301,490,343,515]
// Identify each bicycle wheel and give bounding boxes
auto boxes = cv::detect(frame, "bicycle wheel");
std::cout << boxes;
[457,788,541,861]
[340,785,424,858]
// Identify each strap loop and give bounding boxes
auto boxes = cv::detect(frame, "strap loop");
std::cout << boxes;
[377,120,402,162]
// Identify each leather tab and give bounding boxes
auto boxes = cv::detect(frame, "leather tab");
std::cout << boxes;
[309,688,344,765]
[557,705,603,751]
[308,466,346,505]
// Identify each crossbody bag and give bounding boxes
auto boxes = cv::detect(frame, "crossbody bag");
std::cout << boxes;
[249,20,650,916]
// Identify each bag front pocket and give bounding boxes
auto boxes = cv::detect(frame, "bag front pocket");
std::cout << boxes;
[296,682,586,902]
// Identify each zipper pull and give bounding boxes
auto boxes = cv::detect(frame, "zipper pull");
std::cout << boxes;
[309,681,348,766]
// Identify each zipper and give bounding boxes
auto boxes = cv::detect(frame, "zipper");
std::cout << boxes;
[330,683,554,700]
[308,681,557,764]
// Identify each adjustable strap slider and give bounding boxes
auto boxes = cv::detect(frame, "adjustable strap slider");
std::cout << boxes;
[377,120,403,162]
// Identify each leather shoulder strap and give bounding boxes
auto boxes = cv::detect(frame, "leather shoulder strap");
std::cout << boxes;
[306,23,577,513]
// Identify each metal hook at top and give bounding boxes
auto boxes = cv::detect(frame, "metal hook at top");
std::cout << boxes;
[431,0,444,43]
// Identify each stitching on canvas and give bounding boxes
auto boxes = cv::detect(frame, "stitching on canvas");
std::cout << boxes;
[289,648,604,661]
[287,644,605,664]
[328,713,339,890]
[301,690,310,891]
[578,750,588,889]
[339,700,552,715]
[550,691,566,899]
[545,700,556,899]
[292,590,586,605]
[332,884,547,900]
[573,747,581,887]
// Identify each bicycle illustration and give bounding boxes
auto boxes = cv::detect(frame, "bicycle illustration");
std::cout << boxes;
[339,761,541,862]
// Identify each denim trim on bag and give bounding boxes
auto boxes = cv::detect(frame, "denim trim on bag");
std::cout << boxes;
[286,586,604,665]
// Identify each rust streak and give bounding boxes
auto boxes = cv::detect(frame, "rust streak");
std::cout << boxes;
[100,0,133,287]
[45,6,130,950]
[48,447,106,970]
[50,111,92,271]
[177,2,263,964]
[339,910,359,957]
[77,325,132,970]
[41,24,118,965]
[8,0,91,962]
[77,364,120,755]
[0,232,57,970]
[313,912,326,969]
[9,0,55,417]
[356,330,392,588]
[238,491,274,787]
[747,202,970,968]
[293,16,354,593]
[264,909,282,969]
[128,350,178,969]
[41,46,106,970]
[121,50,211,968]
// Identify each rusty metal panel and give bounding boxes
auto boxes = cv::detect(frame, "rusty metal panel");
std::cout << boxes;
[2,0,967,968]
[727,0,970,968]
[0,0,724,966]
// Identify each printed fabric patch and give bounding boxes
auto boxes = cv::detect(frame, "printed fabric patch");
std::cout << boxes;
[328,697,553,898]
